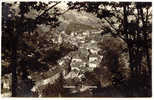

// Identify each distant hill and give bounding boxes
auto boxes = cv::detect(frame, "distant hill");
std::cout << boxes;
[65,21,97,34]
[57,6,101,33]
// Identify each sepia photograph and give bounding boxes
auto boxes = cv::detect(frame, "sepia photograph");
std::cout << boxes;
[1,1,152,97]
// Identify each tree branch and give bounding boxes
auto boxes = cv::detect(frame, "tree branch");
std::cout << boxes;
[103,17,126,42]
[36,1,61,21]
[60,4,78,15]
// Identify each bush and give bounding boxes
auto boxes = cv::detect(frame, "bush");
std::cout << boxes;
[97,36,130,87]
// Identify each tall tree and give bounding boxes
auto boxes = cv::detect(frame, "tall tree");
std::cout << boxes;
[2,1,61,96]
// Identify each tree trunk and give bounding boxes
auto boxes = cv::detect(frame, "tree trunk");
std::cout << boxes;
[123,4,134,73]
[11,36,18,97]
[140,8,151,76]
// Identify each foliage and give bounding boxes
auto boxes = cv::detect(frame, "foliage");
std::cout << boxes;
[2,1,61,73]
[42,73,65,97]
[1,1,67,97]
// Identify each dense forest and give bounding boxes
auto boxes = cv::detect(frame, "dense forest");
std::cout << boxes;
[1,1,152,97]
